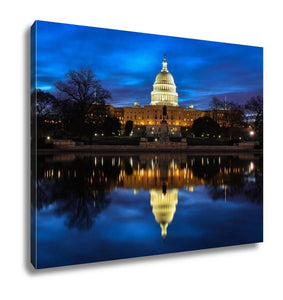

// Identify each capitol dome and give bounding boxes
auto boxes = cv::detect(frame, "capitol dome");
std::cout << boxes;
[154,70,175,85]
[150,54,178,106]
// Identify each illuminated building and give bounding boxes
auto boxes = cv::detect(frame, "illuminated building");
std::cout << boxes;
[114,55,207,135]
[150,54,178,107]
[87,55,242,135]
[85,55,206,136]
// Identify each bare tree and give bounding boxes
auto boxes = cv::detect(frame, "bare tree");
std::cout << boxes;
[31,89,61,139]
[245,96,263,142]
[32,89,57,117]
[55,68,111,105]
[209,97,244,128]
[55,68,111,138]
[209,97,225,110]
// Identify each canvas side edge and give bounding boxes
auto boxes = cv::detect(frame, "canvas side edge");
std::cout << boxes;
[30,21,37,269]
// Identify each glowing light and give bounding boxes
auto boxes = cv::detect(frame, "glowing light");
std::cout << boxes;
[249,161,255,173]
[130,157,133,167]
[250,131,255,136]
[46,136,50,140]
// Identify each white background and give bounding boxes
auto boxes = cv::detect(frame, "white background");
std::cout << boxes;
[0,0,282,299]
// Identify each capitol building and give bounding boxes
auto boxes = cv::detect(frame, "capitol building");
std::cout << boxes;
[88,54,238,135]
[105,55,206,136]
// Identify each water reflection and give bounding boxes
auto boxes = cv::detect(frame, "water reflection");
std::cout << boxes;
[35,153,263,267]
[39,153,262,194]
[37,154,262,233]
[150,186,178,239]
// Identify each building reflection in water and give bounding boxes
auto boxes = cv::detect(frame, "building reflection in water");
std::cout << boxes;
[150,186,178,239]
[38,153,262,238]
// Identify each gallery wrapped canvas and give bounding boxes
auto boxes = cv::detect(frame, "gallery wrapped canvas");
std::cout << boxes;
[31,21,263,269]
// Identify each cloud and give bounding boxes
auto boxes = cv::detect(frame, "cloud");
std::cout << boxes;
[35,21,263,109]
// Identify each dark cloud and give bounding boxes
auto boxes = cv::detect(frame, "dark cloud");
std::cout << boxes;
[35,21,263,109]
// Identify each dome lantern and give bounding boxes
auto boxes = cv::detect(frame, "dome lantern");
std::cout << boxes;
[161,53,168,72]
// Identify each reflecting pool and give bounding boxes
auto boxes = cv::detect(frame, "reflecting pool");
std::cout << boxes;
[33,153,263,268]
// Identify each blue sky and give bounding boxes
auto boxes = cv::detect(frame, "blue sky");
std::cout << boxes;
[34,21,263,110]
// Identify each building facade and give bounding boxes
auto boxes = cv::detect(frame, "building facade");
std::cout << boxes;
[110,55,207,136]
[89,55,242,136]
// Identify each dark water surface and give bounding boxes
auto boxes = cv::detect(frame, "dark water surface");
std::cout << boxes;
[34,153,263,268]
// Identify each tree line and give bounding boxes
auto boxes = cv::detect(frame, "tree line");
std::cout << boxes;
[32,68,121,142]
[205,95,263,143]
[32,67,263,144]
